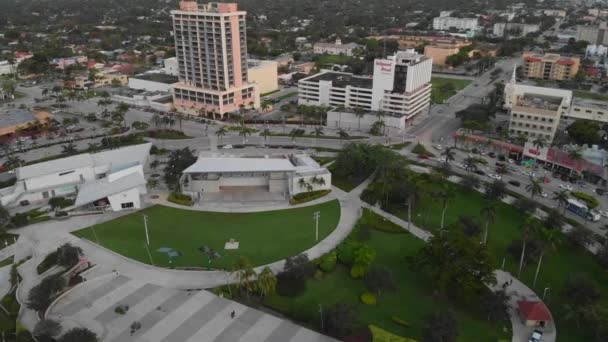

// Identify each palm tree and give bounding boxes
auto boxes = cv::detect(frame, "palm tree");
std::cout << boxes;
[375,111,386,135]
[298,178,308,190]
[516,133,528,146]
[553,190,569,214]
[354,107,366,131]
[239,126,255,144]
[518,216,541,278]
[337,128,349,143]
[568,148,583,177]
[61,142,77,155]
[5,154,23,169]
[260,102,270,112]
[525,176,543,200]
[404,173,422,231]
[464,156,478,173]
[289,128,303,143]
[480,201,497,245]
[532,137,545,162]
[314,126,324,145]
[436,184,456,234]
[532,227,559,288]
[215,126,227,144]
[441,147,455,167]
[257,267,277,300]
[261,128,271,144]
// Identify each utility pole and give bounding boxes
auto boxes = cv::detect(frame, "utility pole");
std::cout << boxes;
[319,304,324,332]
[313,211,321,241]
[143,214,150,246]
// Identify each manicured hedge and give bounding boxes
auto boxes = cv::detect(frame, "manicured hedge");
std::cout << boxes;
[412,143,435,157]
[289,190,331,205]
[319,250,337,272]
[572,191,599,209]
[168,193,193,206]
[360,292,377,305]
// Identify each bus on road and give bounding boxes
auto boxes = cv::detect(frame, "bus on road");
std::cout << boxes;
[566,199,600,222]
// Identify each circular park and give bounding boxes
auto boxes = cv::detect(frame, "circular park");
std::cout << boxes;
[72,200,340,270]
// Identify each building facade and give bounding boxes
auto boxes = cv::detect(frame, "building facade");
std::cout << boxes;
[586,44,608,58]
[432,17,478,31]
[247,59,278,94]
[576,23,608,44]
[493,23,540,37]
[565,98,608,123]
[128,73,178,93]
[300,50,432,129]
[523,52,580,81]
[313,38,361,56]
[171,2,259,118]
[543,9,567,18]
[423,40,471,66]
[504,70,572,141]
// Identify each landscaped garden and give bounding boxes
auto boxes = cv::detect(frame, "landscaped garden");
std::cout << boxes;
[430,77,472,104]
[73,200,341,269]
[262,209,511,341]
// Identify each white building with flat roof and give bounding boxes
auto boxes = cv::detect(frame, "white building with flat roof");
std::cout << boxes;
[565,97,608,123]
[0,144,151,211]
[299,49,432,130]
[180,153,331,200]
[313,38,361,57]
[493,23,540,37]
[433,17,478,31]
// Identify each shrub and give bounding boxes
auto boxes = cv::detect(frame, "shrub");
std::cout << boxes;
[27,274,66,313]
[36,250,58,275]
[289,190,331,205]
[313,270,324,280]
[351,244,376,278]
[364,266,396,295]
[359,209,404,234]
[167,192,193,206]
[48,197,74,209]
[360,292,377,305]
[391,316,411,327]
[319,250,337,272]
[336,239,362,265]
[114,305,129,315]
[412,143,435,157]
[369,325,417,342]
[571,191,599,209]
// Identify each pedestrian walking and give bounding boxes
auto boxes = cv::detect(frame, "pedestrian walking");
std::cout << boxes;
[230,310,235,319]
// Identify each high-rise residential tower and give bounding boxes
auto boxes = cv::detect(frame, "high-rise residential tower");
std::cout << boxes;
[171,1,259,118]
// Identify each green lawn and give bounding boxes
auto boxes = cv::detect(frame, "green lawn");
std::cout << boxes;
[73,201,340,269]
[264,210,510,341]
[388,180,608,342]
[317,55,353,66]
[431,77,473,104]
[573,91,608,101]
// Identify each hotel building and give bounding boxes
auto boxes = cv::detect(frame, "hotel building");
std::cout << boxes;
[523,52,580,81]
[171,2,259,118]
[299,49,432,130]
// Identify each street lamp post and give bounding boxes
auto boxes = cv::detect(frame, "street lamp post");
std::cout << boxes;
[543,287,550,301]
[313,211,321,241]
[143,214,150,245]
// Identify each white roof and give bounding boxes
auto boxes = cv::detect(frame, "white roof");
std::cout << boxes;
[183,157,296,173]
[74,172,145,207]
[16,143,151,180]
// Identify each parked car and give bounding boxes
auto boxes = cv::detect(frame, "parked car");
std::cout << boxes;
[434,144,443,150]
[508,180,521,187]
[498,155,506,161]
[529,329,543,342]
[559,184,573,191]
[474,170,485,176]
[488,173,502,180]
[488,152,496,158]
[595,188,605,195]
[222,144,233,149]
[541,192,548,198]
[522,170,535,177]
[417,154,429,160]
[599,210,608,218]
[437,157,446,163]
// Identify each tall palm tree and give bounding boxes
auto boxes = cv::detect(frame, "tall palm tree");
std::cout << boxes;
[404,173,422,231]
[533,227,559,288]
[298,178,308,190]
[518,216,541,278]
[464,156,478,173]
[337,128,349,143]
[532,137,545,162]
[257,267,277,300]
[314,126,324,145]
[480,201,497,245]
[354,107,366,131]
[215,126,227,144]
[525,176,543,200]
[375,111,386,135]
[553,190,569,214]
[441,147,456,167]
[239,126,255,144]
[261,128,271,144]
[568,148,583,177]
[436,183,456,234]
[516,133,528,146]
[289,128,303,143]
[61,142,77,155]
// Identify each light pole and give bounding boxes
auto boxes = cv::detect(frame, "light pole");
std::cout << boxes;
[319,304,324,332]
[542,287,550,301]
[313,211,321,241]
[143,214,150,246]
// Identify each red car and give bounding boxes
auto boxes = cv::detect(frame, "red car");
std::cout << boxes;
[417,154,429,160]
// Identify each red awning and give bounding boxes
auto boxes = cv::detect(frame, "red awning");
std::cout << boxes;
[518,301,552,321]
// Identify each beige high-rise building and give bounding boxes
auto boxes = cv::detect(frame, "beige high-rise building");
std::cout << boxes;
[576,22,608,44]
[523,52,580,81]
[171,2,259,118]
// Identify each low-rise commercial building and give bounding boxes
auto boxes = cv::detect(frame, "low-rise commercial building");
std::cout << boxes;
[576,23,608,44]
[247,59,278,94]
[128,73,178,93]
[504,72,572,141]
[586,44,608,58]
[423,40,472,66]
[112,89,174,112]
[0,143,151,210]
[73,69,128,89]
[163,57,178,76]
[180,153,331,200]
[299,49,432,130]
[523,52,580,81]
[0,61,15,75]
[543,9,567,18]
[432,17,478,31]
[0,109,50,138]
[493,23,540,37]
[565,98,608,123]
[313,38,361,57]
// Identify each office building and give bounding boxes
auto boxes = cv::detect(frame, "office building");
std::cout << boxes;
[299,49,432,130]
[504,69,572,141]
[313,38,361,57]
[493,23,540,37]
[0,144,151,211]
[181,153,331,200]
[565,98,608,124]
[576,23,608,45]
[171,2,260,119]
[523,52,580,81]
[247,59,278,94]
[128,73,179,93]
[432,17,478,31]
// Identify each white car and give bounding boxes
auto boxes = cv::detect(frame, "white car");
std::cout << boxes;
[599,210,608,218]
[522,170,535,177]
[541,192,548,198]
[434,144,443,150]
[437,157,446,163]
[508,158,515,164]
[222,144,233,149]
[559,184,573,191]
[529,329,543,342]
[488,173,502,180]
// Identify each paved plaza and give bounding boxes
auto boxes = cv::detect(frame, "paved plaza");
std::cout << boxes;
[48,273,336,342]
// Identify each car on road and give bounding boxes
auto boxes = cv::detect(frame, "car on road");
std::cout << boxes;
[508,158,515,164]
[417,154,429,160]
[595,188,605,195]
[437,157,446,163]
[541,192,548,198]
[559,184,573,191]
[488,173,502,180]
[529,329,543,342]
[222,144,233,149]
[474,170,485,176]
[488,152,496,158]
[522,170,535,177]
[508,180,521,187]
[434,144,443,150]
[599,210,608,219]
